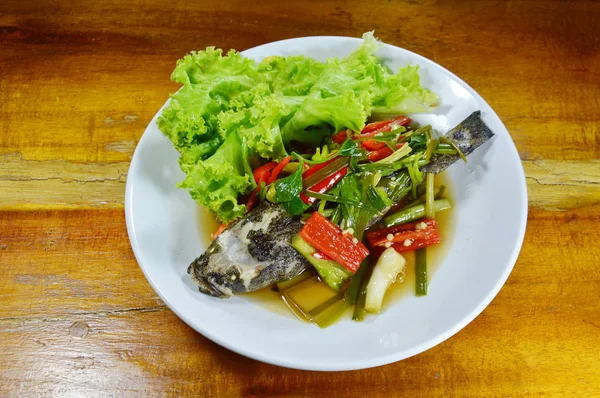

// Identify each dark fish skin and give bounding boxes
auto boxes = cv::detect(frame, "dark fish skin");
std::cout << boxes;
[188,201,309,298]
[421,111,495,174]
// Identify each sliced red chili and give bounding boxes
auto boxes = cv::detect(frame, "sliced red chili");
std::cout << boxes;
[247,162,275,212]
[267,156,292,184]
[366,142,407,162]
[361,139,387,151]
[253,161,277,183]
[300,166,348,204]
[300,212,369,273]
[211,223,230,240]
[332,130,350,144]
[361,116,411,136]
[367,146,394,162]
[367,218,440,252]
[301,156,348,189]
[389,231,440,253]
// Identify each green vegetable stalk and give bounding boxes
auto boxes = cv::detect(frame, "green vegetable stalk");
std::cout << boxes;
[291,235,353,291]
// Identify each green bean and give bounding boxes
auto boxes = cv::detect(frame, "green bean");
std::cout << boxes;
[384,199,452,227]
[415,248,428,296]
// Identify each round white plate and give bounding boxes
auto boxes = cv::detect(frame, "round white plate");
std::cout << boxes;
[125,36,527,371]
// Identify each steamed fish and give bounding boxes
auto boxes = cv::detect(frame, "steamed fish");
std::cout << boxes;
[188,202,309,298]
[189,112,495,299]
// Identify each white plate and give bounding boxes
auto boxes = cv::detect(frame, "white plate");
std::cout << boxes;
[125,36,527,371]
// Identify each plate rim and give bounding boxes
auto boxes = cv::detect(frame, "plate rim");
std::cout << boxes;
[125,35,528,371]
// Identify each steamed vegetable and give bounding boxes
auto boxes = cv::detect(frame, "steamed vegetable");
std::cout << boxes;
[178,131,254,222]
[366,218,441,252]
[291,235,353,291]
[300,212,370,273]
[345,258,370,305]
[312,298,351,328]
[301,166,348,204]
[415,248,428,296]
[384,199,452,227]
[184,106,498,327]
[158,32,439,222]
[416,172,436,296]
[365,247,406,313]
[246,161,276,211]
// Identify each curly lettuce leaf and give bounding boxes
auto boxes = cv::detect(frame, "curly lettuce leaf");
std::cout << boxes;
[171,47,263,88]
[370,64,440,115]
[158,32,440,222]
[218,94,289,160]
[258,55,325,96]
[281,91,370,147]
[178,131,254,223]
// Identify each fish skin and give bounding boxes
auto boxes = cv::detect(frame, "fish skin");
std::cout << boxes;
[421,111,495,174]
[188,201,309,298]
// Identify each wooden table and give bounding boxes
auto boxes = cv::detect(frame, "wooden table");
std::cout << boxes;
[1,0,599,396]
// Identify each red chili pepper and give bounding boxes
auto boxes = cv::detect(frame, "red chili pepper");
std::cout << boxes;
[366,218,440,252]
[366,142,407,162]
[332,117,411,145]
[300,212,369,273]
[389,233,440,253]
[332,130,351,144]
[302,157,341,180]
[211,223,230,240]
[367,146,394,162]
[361,116,411,135]
[267,156,292,184]
[367,218,437,243]
[337,116,411,153]
[361,139,387,151]
[253,161,277,183]
[246,162,276,212]
[300,166,348,204]
[362,140,386,150]
[245,189,259,212]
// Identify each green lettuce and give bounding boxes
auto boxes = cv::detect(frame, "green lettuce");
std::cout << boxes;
[370,64,440,115]
[158,32,439,222]
[281,91,370,147]
[178,131,254,223]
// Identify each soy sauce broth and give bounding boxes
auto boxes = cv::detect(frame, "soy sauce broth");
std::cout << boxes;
[202,172,456,321]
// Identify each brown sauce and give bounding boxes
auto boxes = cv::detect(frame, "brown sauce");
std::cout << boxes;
[202,172,456,320]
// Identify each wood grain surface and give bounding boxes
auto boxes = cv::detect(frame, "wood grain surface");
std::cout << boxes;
[1,0,599,396]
